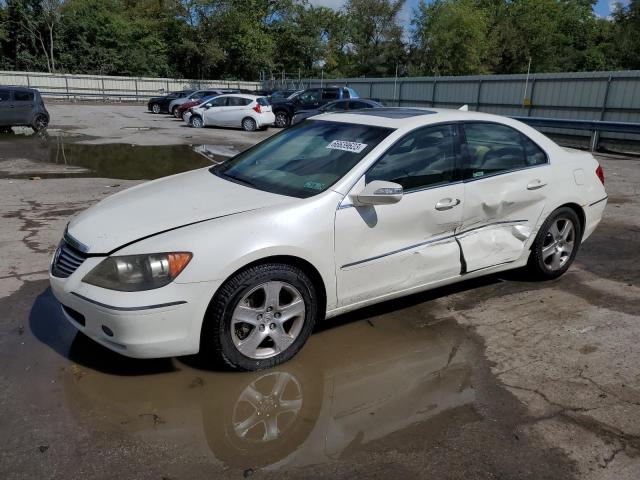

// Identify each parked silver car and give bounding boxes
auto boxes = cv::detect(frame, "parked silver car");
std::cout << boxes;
[0,86,49,132]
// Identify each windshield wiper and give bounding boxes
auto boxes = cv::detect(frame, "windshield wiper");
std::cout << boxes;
[219,171,258,188]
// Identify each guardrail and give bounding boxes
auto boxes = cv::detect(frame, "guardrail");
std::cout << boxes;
[512,116,640,151]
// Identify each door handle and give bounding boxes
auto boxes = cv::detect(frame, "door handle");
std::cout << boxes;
[435,198,461,211]
[527,179,547,190]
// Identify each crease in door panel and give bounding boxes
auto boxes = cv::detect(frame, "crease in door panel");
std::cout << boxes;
[455,237,467,275]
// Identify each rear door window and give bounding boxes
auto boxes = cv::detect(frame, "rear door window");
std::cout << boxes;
[321,89,339,100]
[13,91,34,101]
[228,97,252,106]
[462,122,547,179]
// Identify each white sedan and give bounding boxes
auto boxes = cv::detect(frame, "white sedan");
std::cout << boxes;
[184,94,275,131]
[49,108,607,370]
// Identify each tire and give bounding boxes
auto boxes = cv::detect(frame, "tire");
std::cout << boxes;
[151,103,161,114]
[172,106,180,118]
[242,117,257,132]
[32,114,48,132]
[201,263,319,371]
[274,111,290,128]
[525,207,582,280]
[190,115,204,128]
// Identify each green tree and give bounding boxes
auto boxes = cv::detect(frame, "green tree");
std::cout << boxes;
[411,0,491,76]
[344,0,406,77]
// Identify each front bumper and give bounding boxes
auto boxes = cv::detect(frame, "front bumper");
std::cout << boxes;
[49,258,221,358]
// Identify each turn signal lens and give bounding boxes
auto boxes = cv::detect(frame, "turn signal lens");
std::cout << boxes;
[83,252,192,292]
[167,253,192,278]
[595,165,605,185]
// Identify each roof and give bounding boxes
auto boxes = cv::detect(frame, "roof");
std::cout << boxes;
[216,93,262,100]
[0,85,38,93]
[313,107,530,131]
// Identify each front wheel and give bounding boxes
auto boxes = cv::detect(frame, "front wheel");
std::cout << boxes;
[190,115,204,128]
[525,207,582,280]
[202,263,318,371]
[172,106,180,118]
[274,111,290,128]
[151,103,161,114]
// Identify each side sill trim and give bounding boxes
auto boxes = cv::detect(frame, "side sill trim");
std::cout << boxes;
[589,196,608,207]
[71,292,187,312]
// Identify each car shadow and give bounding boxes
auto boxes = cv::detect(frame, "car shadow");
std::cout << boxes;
[30,271,529,376]
[29,287,176,375]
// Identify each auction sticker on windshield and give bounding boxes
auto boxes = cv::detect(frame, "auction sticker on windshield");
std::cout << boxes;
[326,140,368,153]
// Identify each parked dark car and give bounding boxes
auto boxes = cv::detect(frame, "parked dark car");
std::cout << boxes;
[271,87,359,127]
[0,86,49,132]
[147,90,195,114]
[291,98,383,125]
[268,89,299,103]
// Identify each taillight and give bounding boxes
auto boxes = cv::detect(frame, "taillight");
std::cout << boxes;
[253,103,261,114]
[595,165,604,185]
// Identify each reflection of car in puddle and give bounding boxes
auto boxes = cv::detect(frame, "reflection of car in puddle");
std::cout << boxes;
[63,314,476,470]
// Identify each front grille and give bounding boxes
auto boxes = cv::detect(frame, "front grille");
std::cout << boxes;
[51,240,88,278]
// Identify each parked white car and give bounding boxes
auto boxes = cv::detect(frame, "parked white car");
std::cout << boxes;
[49,108,607,370]
[184,94,274,131]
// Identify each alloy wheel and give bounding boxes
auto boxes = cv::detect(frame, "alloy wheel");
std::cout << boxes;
[541,217,576,271]
[242,118,257,131]
[274,112,289,128]
[152,104,160,114]
[231,281,306,359]
[191,116,203,128]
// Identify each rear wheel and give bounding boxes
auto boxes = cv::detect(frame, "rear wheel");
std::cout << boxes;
[202,263,318,371]
[242,117,257,132]
[526,207,582,280]
[32,114,48,132]
[151,103,161,114]
[274,111,290,128]
[190,115,204,128]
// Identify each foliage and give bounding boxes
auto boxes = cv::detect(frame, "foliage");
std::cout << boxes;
[0,0,637,79]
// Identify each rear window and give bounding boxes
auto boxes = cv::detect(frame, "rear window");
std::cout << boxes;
[257,97,269,106]
[14,91,34,101]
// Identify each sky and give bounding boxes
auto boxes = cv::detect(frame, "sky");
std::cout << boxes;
[310,0,629,29]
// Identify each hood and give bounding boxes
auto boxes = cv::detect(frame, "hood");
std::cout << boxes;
[67,168,296,254]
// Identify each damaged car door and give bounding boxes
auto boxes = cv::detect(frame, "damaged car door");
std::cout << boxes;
[335,123,464,307]
[457,121,550,272]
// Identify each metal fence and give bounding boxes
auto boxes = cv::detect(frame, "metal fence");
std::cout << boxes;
[265,70,640,145]
[0,71,261,101]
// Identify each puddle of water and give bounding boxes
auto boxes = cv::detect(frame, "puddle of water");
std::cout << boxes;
[0,132,227,179]
[48,299,476,470]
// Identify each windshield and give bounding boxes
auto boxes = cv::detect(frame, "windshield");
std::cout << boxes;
[212,120,393,198]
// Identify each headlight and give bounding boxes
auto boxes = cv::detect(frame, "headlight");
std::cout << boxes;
[82,252,192,292]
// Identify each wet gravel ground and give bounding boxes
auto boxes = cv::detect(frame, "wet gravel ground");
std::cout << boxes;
[1,110,639,479]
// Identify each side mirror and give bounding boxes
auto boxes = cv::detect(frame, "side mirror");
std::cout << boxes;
[204,103,213,109]
[353,180,403,206]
